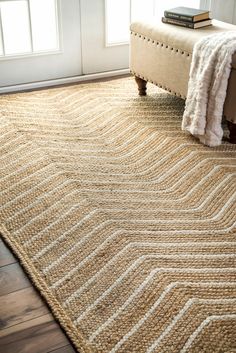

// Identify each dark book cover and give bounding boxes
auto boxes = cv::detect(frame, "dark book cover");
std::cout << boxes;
[164,6,210,23]
[162,16,212,29]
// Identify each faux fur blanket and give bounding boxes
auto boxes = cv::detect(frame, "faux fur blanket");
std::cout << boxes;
[182,31,236,146]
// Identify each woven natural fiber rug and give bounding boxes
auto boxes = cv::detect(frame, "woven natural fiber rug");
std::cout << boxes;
[0,77,236,353]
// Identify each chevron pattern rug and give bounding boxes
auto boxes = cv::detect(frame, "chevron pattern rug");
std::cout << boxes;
[0,77,236,353]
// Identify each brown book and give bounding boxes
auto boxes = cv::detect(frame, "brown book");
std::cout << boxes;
[162,16,212,29]
[164,7,210,23]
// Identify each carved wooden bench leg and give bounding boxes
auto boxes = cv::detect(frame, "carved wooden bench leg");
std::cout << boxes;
[227,121,236,144]
[135,76,147,96]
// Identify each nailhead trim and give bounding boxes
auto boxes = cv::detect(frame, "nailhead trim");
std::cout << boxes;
[130,31,192,57]
[130,70,186,99]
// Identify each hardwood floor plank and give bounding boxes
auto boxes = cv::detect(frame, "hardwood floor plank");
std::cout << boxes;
[0,313,53,337]
[0,239,17,267]
[0,243,76,352]
[48,344,77,353]
[0,314,70,353]
[0,263,31,296]
[0,287,49,330]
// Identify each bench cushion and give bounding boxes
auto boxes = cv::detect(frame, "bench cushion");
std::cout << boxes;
[130,20,236,69]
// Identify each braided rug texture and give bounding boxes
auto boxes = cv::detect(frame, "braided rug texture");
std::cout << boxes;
[0,77,236,353]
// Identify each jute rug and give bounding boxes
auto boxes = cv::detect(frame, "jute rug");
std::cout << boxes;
[0,77,236,353]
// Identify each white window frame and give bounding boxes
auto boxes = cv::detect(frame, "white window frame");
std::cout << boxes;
[0,0,62,61]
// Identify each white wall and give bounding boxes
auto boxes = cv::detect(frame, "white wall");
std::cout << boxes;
[201,0,236,24]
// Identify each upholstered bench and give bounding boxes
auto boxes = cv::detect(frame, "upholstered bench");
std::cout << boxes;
[130,20,236,143]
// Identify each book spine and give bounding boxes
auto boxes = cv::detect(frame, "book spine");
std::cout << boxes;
[162,17,194,28]
[164,10,194,22]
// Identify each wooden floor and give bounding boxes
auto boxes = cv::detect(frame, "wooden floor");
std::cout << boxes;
[0,239,76,353]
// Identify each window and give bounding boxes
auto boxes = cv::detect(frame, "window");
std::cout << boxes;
[0,0,59,57]
[106,0,201,45]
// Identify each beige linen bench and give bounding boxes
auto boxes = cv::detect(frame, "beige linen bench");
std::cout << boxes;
[130,20,236,143]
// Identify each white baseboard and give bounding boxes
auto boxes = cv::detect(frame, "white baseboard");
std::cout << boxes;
[0,69,130,94]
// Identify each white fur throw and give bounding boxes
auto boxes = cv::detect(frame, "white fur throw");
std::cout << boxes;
[182,31,236,146]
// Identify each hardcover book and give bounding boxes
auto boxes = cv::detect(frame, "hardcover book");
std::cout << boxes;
[164,6,210,23]
[162,17,212,29]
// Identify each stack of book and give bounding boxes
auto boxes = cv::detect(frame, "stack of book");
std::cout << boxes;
[162,6,212,29]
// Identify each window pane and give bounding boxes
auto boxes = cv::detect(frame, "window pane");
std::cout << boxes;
[154,0,201,20]
[131,0,154,22]
[106,0,130,45]
[30,0,58,52]
[1,0,31,55]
